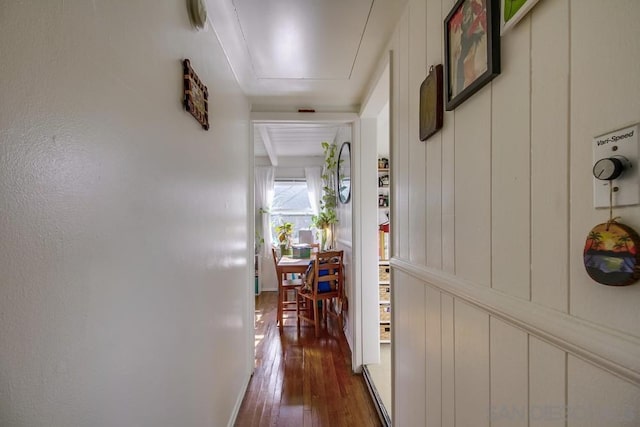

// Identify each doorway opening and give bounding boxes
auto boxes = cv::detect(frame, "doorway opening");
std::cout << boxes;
[359,56,392,425]
[250,113,360,369]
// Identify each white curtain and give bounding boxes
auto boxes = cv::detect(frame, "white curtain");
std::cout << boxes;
[255,166,275,257]
[304,166,323,215]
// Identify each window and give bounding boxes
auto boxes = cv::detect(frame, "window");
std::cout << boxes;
[271,180,314,243]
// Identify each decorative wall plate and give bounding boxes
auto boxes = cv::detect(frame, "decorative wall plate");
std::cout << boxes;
[187,0,207,30]
[583,221,640,286]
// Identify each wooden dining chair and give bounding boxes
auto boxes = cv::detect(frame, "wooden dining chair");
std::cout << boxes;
[296,250,344,337]
[271,248,304,327]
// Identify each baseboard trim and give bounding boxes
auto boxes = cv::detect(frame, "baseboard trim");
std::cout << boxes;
[227,372,252,427]
[362,366,391,427]
[391,257,640,385]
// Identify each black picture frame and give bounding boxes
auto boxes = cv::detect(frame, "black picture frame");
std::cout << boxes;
[419,64,444,141]
[444,0,500,111]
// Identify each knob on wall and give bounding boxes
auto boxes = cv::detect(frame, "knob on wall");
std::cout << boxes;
[592,124,639,208]
[592,156,629,181]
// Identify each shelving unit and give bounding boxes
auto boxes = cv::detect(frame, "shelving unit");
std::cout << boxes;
[377,168,390,233]
[377,164,391,344]
[378,261,391,343]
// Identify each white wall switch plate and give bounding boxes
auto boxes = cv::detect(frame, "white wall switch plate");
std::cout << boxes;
[592,123,639,208]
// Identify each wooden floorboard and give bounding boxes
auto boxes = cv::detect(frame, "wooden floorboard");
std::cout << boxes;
[235,292,381,427]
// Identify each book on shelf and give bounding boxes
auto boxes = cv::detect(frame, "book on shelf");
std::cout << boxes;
[378,230,389,260]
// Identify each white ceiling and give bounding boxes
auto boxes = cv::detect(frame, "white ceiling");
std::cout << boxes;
[234,0,371,81]
[206,0,405,160]
[254,122,344,161]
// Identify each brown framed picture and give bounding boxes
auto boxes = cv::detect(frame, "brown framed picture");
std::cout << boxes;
[444,0,500,110]
[182,59,209,130]
[419,64,444,141]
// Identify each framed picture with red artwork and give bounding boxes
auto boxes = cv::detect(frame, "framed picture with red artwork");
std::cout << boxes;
[444,0,501,110]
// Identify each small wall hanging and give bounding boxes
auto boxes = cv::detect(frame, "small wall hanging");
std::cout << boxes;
[584,220,640,286]
[419,64,444,141]
[444,0,501,110]
[583,177,640,286]
[182,59,209,130]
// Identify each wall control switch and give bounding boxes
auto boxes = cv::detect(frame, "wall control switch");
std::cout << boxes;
[593,156,630,181]
[592,124,639,208]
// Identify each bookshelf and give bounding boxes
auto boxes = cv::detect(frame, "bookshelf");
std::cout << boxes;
[378,164,391,343]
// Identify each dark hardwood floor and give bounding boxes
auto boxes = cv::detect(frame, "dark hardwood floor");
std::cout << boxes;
[235,292,382,427]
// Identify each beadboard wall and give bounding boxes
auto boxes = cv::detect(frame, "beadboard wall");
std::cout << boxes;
[384,0,640,425]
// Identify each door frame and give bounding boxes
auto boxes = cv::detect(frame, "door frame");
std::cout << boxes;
[250,112,361,370]
[358,53,391,367]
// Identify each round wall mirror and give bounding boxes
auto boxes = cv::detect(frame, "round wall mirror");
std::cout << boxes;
[337,142,351,204]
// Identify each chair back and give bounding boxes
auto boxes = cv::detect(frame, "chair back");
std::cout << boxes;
[310,250,343,296]
[271,247,282,285]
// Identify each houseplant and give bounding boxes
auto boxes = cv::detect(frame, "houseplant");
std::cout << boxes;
[312,210,337,251]
[274,221,294,256]
[312,141,339,250]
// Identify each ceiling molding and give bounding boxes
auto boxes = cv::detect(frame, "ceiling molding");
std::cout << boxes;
[257,125,278,166]
[251,112,359,123]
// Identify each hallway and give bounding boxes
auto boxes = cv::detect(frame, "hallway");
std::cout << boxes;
[2,2,640,426]
[235,293,381,427]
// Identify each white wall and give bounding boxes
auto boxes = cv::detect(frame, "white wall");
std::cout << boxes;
[385,0,640,425]
[335,126,356,351]
[377,103,390,158]
[359,60,391,366]
[0,2,251,427]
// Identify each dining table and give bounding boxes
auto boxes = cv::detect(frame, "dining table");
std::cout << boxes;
[274,255,314,327]
[276,255,313,278]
